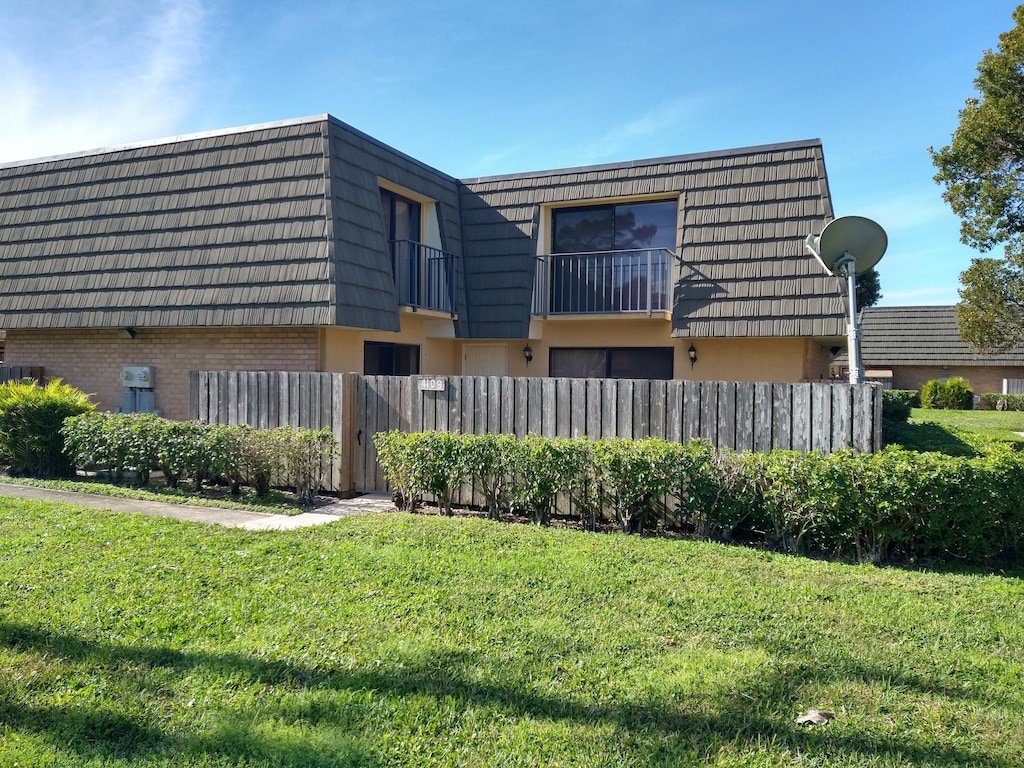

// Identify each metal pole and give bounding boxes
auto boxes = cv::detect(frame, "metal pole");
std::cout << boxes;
[839,253,864,385]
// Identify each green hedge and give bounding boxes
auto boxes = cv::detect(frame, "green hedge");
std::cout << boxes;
[882,389,919,422]
[61,413,337,501]
[980,393,1024,411]
[373,431,1024,564]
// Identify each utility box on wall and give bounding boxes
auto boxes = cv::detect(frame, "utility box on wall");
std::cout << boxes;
[119,365,157,414]
[120,365,154,389]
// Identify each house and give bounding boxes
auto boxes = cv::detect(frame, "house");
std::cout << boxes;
[0,114,848,420]
[833,306,1024,395]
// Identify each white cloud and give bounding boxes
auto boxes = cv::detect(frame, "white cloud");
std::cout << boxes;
[0,0,208,164]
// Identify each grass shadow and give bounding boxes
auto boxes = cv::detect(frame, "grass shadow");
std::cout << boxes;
[1,620,1017,766]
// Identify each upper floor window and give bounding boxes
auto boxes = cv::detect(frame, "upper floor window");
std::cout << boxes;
[552,199,677,254]
[380,188,421,243]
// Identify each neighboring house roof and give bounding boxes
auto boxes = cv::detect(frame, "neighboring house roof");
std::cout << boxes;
[461,140,845,339]
[855,306,1024,367]
[0,114,844,339]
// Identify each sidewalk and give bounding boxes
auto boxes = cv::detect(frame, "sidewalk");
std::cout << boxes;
[0,482,395,530]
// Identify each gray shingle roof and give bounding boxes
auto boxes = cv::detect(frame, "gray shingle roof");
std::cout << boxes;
[0,118,335,329]
[857,306,1024,366]
[459,140,845,339]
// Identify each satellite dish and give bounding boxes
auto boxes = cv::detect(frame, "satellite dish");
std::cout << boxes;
[815,215,887,276]
[802,215,888,386]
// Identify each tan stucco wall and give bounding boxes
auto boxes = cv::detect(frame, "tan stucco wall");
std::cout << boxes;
[492,316,829,382]
[321,311,458,374]
[4,327,320,421]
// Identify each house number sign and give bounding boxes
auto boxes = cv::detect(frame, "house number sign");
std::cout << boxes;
[417,377,447,392]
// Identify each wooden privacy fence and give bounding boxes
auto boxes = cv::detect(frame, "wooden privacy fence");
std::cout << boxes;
[190,372,882,494]
[1,366,44,383]
[353,376,882,492]
[189,370,352,492]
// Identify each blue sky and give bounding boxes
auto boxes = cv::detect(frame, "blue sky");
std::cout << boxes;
[0,0,1017,307]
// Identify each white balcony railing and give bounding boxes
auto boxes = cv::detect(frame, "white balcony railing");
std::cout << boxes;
[532,248,673,317]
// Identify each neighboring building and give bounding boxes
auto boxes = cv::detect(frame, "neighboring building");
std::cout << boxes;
[835,306,1024,395]
[0,114,848,419]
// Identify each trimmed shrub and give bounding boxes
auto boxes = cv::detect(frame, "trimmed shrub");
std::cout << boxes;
[462,433,521,520]
[512,435,592,526]
[676,442,757,541]
[0,379,95,477]
[283,427,337,504]
[981,393,1024,411]
[882,389,918,422]
[592,438,680,534]
[921,378,974,410]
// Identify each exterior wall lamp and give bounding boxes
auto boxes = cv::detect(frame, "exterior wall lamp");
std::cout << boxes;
[688,344,697,368]
[523,344,533,365]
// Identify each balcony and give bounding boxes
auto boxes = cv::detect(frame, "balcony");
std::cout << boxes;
[532,248,674,317]
[390,240,458,315]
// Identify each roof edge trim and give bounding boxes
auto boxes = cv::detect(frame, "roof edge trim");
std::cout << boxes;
[0,114,332,170]
[459,139,824,185]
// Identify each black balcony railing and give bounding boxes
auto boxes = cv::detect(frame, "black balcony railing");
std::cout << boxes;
[390,240,458,315]
[532,248,673,317]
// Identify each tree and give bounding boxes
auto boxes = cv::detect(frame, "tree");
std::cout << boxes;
[931,5,1024,351]
[855,267,882,309]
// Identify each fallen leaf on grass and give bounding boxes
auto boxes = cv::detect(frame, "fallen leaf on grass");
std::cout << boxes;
[796,709,835,725]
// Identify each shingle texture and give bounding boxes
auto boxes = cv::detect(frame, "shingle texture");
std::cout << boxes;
[0,119,335,329]
[459,140,845,339]
[1,116,842,341]
[858,306,1024,366]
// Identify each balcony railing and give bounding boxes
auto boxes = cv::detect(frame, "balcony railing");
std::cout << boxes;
[390,240,458,315]
[532,248,674,317]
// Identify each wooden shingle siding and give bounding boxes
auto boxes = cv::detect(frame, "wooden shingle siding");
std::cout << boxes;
[0,120,334,329]
[459,139,844,340]
[324,118,466,332]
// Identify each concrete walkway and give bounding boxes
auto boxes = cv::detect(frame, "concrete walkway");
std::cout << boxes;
[0,482,395,530]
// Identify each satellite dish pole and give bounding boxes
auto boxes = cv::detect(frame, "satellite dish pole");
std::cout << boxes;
[804,216,888,385]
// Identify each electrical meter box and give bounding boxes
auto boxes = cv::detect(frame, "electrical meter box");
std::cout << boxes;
[120,365,154,389]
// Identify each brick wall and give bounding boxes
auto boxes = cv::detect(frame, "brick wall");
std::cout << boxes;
[4,327,321,421]
[891,365,1023,399]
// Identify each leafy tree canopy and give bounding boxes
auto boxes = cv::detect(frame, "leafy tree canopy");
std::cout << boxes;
[931,5,1024,351]
[855,267,882,309]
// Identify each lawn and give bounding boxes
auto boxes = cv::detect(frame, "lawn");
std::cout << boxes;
[884,408,1024,454]
[1,498,1022,767]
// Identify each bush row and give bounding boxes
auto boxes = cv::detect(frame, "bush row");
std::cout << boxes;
[980,393,1024,411]
[62,412,337,502]
[882,389,919,423]
[374,430,1024,564]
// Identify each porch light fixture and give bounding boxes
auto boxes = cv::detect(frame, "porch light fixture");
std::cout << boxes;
[523,344,533,365]
[688,344,697,368]
[119,327,137,340]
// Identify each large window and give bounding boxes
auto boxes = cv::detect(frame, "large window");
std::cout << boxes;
[552,199,676,254]
[364,342,420,375]
[379,189,421,243]
[546,199,676,314]
[549,347,673,380]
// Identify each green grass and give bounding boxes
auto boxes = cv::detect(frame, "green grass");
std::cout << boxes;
[885,408,1024,455]
[2,498,1022,766]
